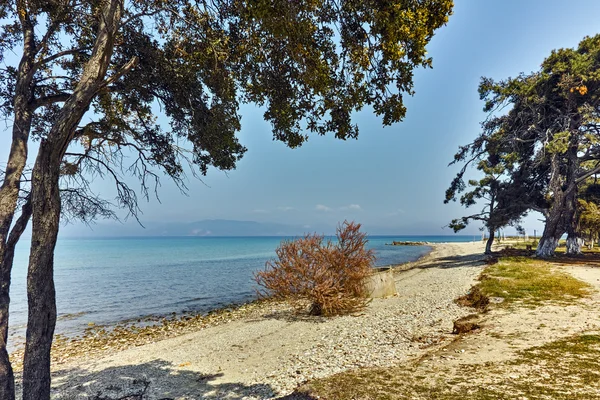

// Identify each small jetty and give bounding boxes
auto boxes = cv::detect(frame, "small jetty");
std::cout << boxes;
[386,241,431,246]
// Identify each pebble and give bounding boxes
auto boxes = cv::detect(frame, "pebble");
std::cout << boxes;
[26,245,485,399]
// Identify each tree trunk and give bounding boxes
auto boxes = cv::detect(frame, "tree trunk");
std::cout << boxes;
[0,198,31,400]
[565,172,582,255]
[566,235,583,254]
[536,204,564,258]
[22,3,125,398]
[485,229,495,255]
[22,144,61,400]
[536,154,567,257]
[536,207,564,257]
[0,17,37,400]
[536,235,561,257]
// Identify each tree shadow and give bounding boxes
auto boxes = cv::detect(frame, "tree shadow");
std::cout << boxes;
[547,254,600,267]
[496,247,600,267]
[47,359,277,399]
[276,393,316,399]
[414,253,486,270]
[250,308,329,324]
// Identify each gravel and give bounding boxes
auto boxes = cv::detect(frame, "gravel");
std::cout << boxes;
[37,242,485,400]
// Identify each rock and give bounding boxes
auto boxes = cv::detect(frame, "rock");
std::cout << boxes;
[363,268,397,298]
[452,314,481,334]
[489,296,505,304]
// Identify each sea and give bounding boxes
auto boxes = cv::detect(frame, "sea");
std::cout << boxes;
[8,235,474,344]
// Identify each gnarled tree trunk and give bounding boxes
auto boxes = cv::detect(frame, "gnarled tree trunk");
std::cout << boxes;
[536,234,561,258]
[22,146,60,400]
[484,229,495,255]
[566,191,583,255]
[536,200,565,258]
[566,235,583,254]
[564,138,583,256]
[536,154,568,257]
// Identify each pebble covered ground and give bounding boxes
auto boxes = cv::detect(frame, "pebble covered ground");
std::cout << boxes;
[14,242,486,399]
[259,254,484,396]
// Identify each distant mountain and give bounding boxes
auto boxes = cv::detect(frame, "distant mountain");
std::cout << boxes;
[58,219,475,238]
[60,219,314,237]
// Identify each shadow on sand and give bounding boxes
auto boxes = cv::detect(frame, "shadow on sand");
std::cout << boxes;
[415,253,486,270]
[49,359,282,399]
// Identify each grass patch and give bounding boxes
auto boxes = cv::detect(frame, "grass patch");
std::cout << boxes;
[516,334,600,385]
[477,257,591,307]
[300,333,600,399]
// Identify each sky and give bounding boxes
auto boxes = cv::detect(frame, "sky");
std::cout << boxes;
[3,0,600,236]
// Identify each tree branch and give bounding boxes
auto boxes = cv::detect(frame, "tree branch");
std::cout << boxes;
[101,57,138,88]
[32,93,72,109]
[35,47,93,68]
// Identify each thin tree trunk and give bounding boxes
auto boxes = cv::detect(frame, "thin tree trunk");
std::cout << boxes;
[0,197,32,400]
[0,14,37,399]
[485,229,495,255]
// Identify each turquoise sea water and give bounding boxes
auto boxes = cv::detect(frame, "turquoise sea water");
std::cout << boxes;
[8,235,474,343]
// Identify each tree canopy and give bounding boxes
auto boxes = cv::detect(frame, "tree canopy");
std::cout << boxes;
[448,34,600,257]
[0,1,454,399]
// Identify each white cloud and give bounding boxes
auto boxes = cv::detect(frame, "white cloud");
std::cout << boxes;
[315,204,332,212]
[340,204,362,211]
[278,206,295,212]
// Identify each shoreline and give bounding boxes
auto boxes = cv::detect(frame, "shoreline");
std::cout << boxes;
[18,241,488,399]
[9,243,439,356]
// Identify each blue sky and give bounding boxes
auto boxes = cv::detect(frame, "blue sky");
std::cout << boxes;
[3,0,600,236]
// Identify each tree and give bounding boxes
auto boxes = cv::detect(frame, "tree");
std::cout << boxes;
[452,35,600,257]
[0,1,453,398]
[446,142,527,254]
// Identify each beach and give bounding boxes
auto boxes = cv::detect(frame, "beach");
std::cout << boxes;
[13,240,600,399]
[16,241,486,399]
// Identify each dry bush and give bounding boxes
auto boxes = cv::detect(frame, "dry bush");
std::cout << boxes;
[255,221,376,316]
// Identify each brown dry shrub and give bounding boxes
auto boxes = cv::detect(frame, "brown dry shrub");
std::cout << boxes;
[255,221,376,316]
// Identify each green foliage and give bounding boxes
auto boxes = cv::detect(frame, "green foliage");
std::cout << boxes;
[545,131,571,154]
[445,149,526,235]
[1,0,454,155]
[449,34,600,251]
[0,0,453,220]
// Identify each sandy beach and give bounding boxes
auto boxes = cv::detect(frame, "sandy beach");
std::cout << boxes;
[15,240,600,399]
[18,241,483,399]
